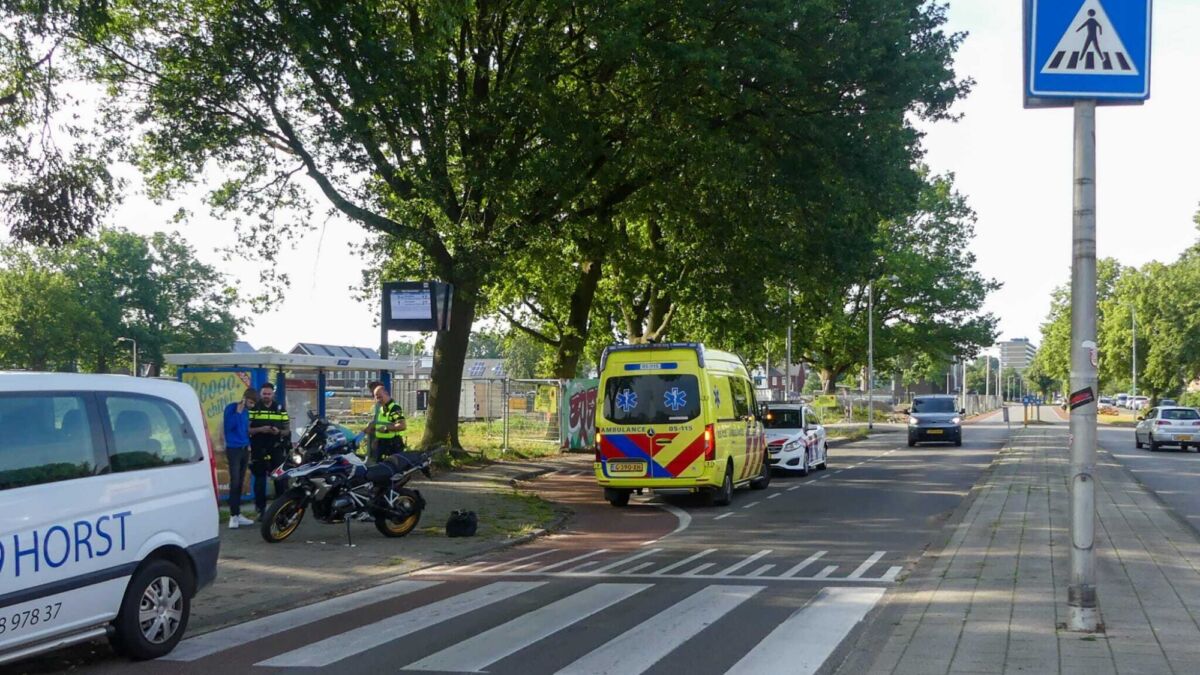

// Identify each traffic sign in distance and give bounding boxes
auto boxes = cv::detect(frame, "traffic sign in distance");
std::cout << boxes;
[1026,0,1151,103]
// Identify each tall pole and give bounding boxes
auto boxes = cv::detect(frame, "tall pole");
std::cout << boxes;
[786,290,793,401]
[867,281,874,430]
[1068,100,1099,632]
[1131,307,1138,399]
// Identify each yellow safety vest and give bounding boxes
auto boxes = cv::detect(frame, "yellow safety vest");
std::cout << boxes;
[375,401,406,440]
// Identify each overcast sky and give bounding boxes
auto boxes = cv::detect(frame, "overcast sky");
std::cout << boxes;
[107,0,1200,355]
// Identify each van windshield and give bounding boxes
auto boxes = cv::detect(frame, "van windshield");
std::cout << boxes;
[912,398,957,413]
[603,374,701,424]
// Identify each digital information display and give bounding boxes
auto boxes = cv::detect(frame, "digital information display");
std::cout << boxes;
[382,281,453,332]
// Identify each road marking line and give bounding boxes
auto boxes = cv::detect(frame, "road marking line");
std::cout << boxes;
[651,549,717,576]
[556,585,763,675]
[717,550,773,577]
[767,493,781,500]
[832,470,844,474]
[258,581,543,668]
[804,480,817,484]
[438,561,486,575]
[466,549,557,575]
[646,502,692,545]
[590,548,663,574]
[166,579,440,662]
[882,566,903,581]
[787,485,801,491]
[781,551,827,578]
[528,549,609,573]
[564,559,603,573]
[726,587,887,675]
[847,551,886,579]
[404,583,651,672]
[683,562,716,576]
[742,501,761,509]
[746,564,775,578]
[623,562,657,575]
[813,565,838,579]
[714,512,735,520]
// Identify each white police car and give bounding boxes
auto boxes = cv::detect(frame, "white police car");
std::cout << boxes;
[0,374,219,664]
[763,403,828,475]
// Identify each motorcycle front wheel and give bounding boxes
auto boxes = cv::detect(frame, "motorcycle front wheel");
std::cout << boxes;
[375,489,422,538]
[261,488,308,543]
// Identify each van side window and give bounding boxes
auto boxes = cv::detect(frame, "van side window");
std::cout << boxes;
[728,377,750,419]
[103,395,202,472]
[712,376,737,420]
[0,395,99,490]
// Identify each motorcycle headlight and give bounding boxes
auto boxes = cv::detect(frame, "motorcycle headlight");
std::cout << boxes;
[908,416,920,426]
[951,417,962,425]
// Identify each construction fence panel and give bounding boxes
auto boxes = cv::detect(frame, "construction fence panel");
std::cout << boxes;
[503,379,563,447]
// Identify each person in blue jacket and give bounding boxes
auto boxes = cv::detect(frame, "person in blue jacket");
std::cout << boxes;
[224,387,257,529]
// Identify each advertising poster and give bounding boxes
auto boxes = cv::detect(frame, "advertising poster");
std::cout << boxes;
[182,370,253,497]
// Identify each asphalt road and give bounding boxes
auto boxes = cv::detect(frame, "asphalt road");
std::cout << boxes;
[1099,424,1200,532]
[44,416,1013,675]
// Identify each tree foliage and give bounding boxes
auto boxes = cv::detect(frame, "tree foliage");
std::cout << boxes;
[0,229,241,373]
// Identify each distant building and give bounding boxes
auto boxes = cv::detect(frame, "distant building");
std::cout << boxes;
[231,341,257,354]
[997,338,1037,373]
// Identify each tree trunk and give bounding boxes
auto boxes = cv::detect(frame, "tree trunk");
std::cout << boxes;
[820,366,847,394]
[420,288,477,451]
[550,256,604,379]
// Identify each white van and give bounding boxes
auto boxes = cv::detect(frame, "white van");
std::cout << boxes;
[0,374,219,665]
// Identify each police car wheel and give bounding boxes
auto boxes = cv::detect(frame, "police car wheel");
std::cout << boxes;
[111,559,192,660]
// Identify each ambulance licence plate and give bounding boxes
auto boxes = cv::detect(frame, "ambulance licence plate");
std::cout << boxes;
[609,461,646,474]
[927,429,943,435]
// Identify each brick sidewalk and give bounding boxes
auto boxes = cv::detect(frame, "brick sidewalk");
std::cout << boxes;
[853,424,1200,674]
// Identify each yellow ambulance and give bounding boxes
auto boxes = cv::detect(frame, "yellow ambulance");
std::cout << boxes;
[595,342,770,507]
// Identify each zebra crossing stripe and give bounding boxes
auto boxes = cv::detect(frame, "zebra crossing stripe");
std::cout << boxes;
[780,551,827,578]
[256,581,544,668]
[555,585,764,675]
[726,586,887,675]
[716,550,773,577]
[651,548,716,575]
[404,583,651,672]
[162,579,440,662]
[847,551,886,579]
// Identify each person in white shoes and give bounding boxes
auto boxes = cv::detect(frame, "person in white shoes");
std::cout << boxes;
[224,387,258,529]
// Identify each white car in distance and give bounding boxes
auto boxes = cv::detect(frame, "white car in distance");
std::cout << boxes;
[763,404,828,476]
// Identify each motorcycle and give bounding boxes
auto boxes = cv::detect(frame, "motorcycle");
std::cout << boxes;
[260,412,429,543]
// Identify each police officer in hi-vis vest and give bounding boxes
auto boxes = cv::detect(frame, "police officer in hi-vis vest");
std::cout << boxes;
[367,384,407,463]
[248,382,290,516]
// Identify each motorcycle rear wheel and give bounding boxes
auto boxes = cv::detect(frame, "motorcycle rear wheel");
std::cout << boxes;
[375,491,422,538]
[261,489,307,543]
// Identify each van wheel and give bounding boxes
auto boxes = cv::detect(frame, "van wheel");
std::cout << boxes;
[605,488,631,507]
[750,452,771,489]
[706,463,734,507]
[110,559,191,660]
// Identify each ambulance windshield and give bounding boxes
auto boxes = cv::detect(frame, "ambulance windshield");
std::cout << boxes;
[603,374,702,424]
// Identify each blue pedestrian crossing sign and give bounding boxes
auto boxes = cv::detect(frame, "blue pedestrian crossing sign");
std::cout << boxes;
[1026,0,1152,104]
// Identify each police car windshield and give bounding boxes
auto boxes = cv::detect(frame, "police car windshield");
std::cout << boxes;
[603,374,701,425]
[764,409,802,429]
[912,398,957,413]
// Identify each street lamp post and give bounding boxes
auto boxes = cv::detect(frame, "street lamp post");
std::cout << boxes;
[117,337,138,377]
[1131,306,1137,400]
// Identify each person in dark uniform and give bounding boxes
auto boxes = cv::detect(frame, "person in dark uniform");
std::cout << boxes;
[367,384,406,464]
[248,382,290,516]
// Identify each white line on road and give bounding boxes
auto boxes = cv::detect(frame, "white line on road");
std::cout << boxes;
[468,549,557,575]
[564,559,603,573]
[556,585,763,675]
[405,583,651,672]
[623,562,657,575]
[717,550,773,577]
[644,502,692,546]
[683,562,716,576]
[259,581,543,668]
[166,580,440,662]
[726,587,887,675]
[590,548,663,574]
[780,551,827,578]
[882,566,903,581]
[746,564,775,578]
[767,493,781,500]
[742,501,761,509]
[651,549,717,576]
[813,565,838,579]
[847,551,886,579]
[787,486,801,491]
[529,549,609,573]
[714,512,735,520]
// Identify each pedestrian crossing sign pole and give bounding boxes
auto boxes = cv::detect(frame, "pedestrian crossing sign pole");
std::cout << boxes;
[1024,0,1152,635]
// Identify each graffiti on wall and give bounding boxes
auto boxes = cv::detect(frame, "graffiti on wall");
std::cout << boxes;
[561,379,598,451]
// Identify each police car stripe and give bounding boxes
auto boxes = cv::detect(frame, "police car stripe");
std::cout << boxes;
[556,584,763,675]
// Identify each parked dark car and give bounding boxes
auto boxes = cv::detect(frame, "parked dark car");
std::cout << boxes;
[906,395,964,447]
